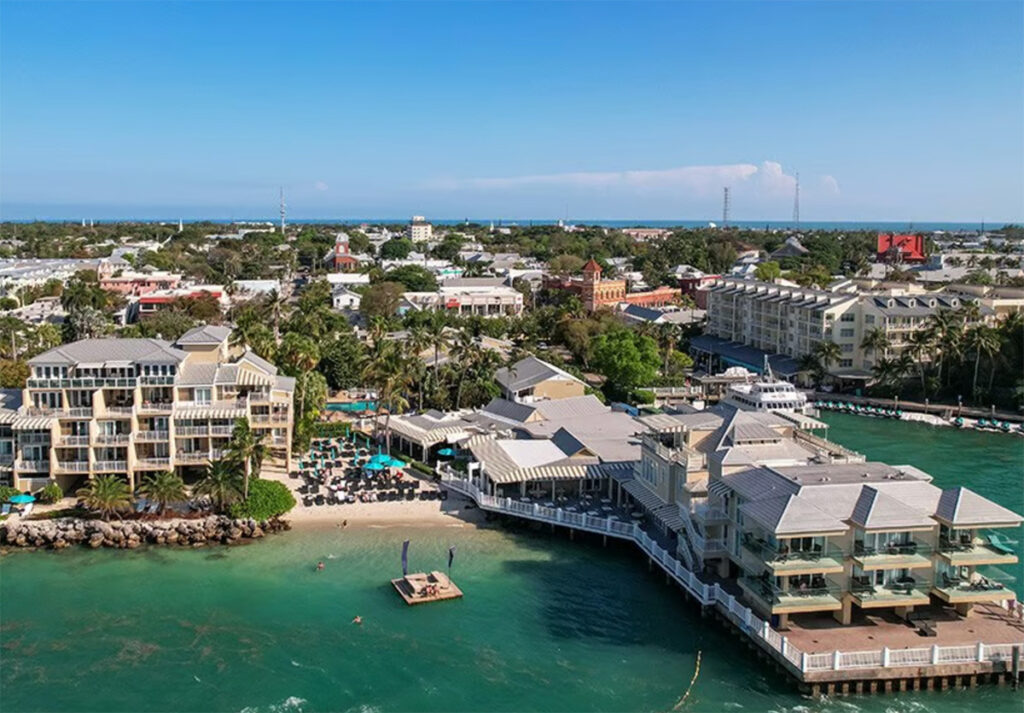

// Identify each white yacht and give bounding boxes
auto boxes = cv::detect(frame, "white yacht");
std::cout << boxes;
[719,364,814,416]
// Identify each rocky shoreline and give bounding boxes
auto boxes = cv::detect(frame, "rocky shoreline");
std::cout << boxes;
[0,515,290,550]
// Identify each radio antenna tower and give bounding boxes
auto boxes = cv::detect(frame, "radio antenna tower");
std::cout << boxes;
[279,187,286,234]
[722,187,730,228]
[792,172,800,226]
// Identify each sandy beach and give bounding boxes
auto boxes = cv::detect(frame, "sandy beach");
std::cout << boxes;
[261,463,487,530]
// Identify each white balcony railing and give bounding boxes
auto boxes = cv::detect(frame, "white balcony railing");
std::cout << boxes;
[93,460,128,472]
[16,460,50,472]
[94,433,131,445]
[55,461,91,473]
[57,435,90,446]
[136,430,169,442]
[135,457,171,469]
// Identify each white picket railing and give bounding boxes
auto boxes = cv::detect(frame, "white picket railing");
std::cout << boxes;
[439,471,1023,678]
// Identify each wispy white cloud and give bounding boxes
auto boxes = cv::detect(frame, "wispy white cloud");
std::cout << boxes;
[426,161,801,197]
[821,174,840,195]
[314,181,329,191]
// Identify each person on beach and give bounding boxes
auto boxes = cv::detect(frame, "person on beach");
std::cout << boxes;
[352,615,362,625]
[316,561,325,572]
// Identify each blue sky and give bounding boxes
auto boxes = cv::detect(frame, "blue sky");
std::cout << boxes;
[1,1,1021,222]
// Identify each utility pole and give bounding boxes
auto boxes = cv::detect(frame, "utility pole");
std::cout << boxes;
[279,187,286,235]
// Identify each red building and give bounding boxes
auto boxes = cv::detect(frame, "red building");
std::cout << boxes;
[324,233,363,272]
[543,259,678,312]
[877,233,926,264]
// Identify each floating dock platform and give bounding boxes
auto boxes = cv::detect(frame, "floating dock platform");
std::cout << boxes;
[392,571,463,605]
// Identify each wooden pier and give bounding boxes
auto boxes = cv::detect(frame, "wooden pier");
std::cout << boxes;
[392,571,463,605]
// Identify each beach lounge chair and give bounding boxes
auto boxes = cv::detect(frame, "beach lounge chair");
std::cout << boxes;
[1,503,10,516]
[987,533,1015,556]
[21,503,33,517]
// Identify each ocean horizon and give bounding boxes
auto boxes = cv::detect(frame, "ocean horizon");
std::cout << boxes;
[0,217,1010,232]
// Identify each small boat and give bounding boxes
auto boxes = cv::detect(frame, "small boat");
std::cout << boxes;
[1001,422,1012,432]
[953,417,964,428]
[894,410,903,419]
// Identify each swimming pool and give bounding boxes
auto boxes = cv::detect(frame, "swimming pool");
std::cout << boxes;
[325,401,377,412]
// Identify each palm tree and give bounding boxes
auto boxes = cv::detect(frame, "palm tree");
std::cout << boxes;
[927,310,959,387]
[262,290,288,341]
[278,333,320,418]
[797,353,822,386]
[194,459,244,512]
[860,327,890,363]
[657,323,680,374]
[964,325,1000,402]
[76,475,133,521]
[449,330,481,409]
[405,325,432,409]
[812,340,842,375]
[225,417,268,498]
[137,471,187,516]
[361,342,412,450]
[905,327,936,396]
[425,311,450,388]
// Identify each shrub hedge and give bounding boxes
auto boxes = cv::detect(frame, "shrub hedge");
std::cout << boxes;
[39,481,64,504]
[229,479,297,520]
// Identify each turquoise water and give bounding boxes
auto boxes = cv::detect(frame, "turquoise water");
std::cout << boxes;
[326,402,376,412]
[2,417,1023,713]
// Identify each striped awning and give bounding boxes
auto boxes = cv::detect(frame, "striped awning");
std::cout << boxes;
[175,407,246,420]
[708,479,732,497]
[656,507,685,531]
[0,410,18,425]
[12,416,54,430]
[622,479,669,511]
[237,369,274,386]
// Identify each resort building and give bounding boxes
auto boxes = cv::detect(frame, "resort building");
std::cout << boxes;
[543,259,679,313]
[406,216,433,242]
[625,396,1021,628]
[4,325,294,493]
[700,277,977,380]
[494,356,587,403]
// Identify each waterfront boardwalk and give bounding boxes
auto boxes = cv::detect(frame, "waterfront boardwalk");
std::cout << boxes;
[440,471,1024,695]
[392,571,463,605]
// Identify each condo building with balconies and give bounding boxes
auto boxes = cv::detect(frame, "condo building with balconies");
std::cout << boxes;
[1,325,294,493]
[699,277,980,380]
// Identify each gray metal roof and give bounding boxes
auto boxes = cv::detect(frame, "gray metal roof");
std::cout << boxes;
[176,324,232,345]
[28,338,187,366]
[848,486,936,530]
[740,494,847,536]
[494,356,583,393]
[481,398,537,423]
[238,349,278,375]
[935,486,1023,527]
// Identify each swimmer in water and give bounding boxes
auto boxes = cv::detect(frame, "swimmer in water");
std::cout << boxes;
[352,615,363,625]
[316,561,324,571]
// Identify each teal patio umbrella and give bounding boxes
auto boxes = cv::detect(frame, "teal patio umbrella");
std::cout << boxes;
[9,494,35,504]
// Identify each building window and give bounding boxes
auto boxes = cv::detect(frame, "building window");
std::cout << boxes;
[840,313,855,322]
[840,328,855,338]
[865,315,875,325]
[195,388,212,405]
[839,359,853,367]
